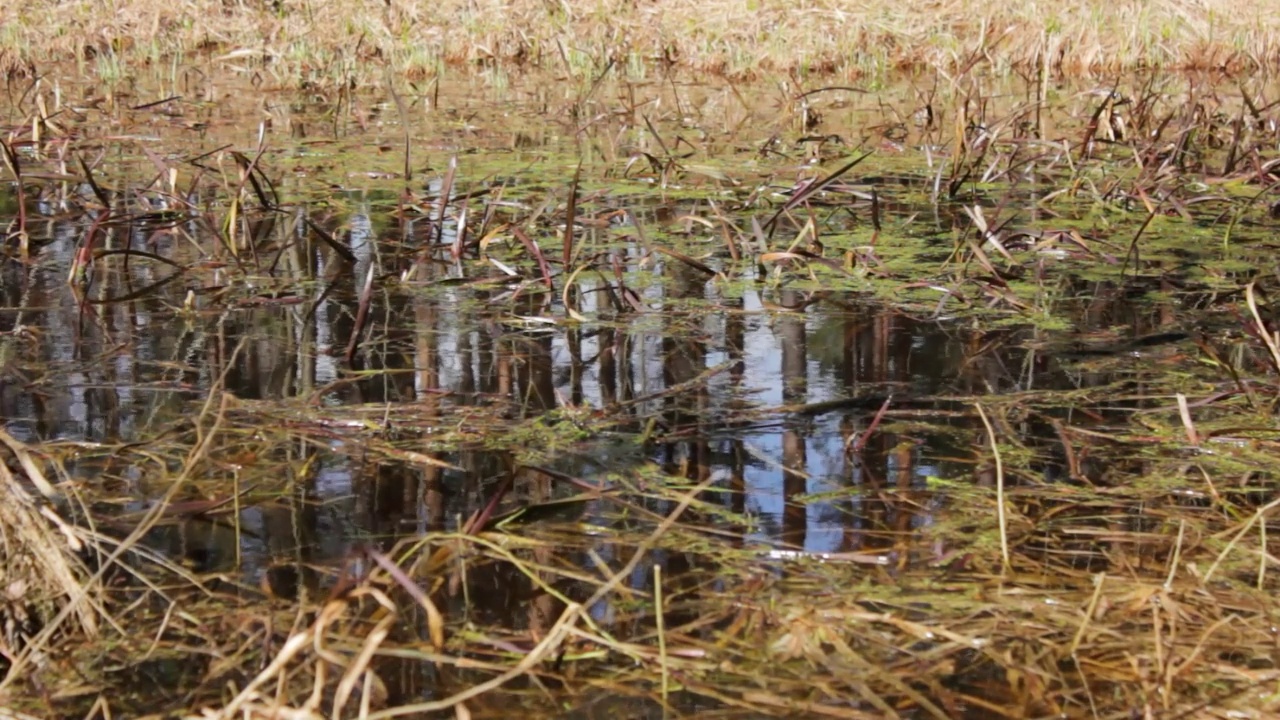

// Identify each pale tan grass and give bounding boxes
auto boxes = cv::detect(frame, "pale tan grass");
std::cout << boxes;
[5,0,1278,82]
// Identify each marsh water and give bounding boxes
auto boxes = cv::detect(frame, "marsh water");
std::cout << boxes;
[3,70,1280,717]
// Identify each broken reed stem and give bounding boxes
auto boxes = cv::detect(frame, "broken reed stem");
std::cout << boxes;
[655,564,669,708]
[232,468,242,567]
[974,403,1009,572]
[1176,393,1199,446]
[0,428,60,500]
[850,395,893,455]
[1152,601,1166,705]
[1260,516,1268,591]
[1165,519,1185,590]
[367,476,717,718]
[1069,572,1105,655]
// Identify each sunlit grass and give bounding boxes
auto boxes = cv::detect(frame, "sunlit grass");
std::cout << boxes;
[5,0,1280,86]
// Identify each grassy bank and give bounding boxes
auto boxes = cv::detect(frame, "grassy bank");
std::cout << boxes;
[3,0,1279,84]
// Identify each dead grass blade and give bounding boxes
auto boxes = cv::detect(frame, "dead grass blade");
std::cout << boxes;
[1245,282,1280,376]
[231,149,278,211]
[652,244,717,277]
[386,74,412,191]
[563,161,581,269]
[974,403,1010,572]
[304,217,358,264]
[0,429,59,500]
[343,262,377,366]
[0,138,27,247]
[512,226,555,289]
[436,155,457,246]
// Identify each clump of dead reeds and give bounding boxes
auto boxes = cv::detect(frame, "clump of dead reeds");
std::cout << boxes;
[0,430,99,671]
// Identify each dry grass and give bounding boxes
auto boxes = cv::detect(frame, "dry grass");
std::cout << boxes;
[3,0,1279,83]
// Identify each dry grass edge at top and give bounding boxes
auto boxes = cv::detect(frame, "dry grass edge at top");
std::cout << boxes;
[2,0,1279,83]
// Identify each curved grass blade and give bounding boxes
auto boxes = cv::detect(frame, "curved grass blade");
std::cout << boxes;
[762,150,873,237]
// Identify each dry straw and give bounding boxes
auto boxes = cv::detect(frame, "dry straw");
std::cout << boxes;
[4,0,1279,81]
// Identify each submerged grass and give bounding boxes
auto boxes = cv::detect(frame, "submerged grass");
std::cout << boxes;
[3,0,1280,84]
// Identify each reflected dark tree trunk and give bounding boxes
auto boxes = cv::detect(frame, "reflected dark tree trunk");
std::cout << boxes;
[778,290,807,548]
[261,454,320,600]
[661,262,708,480]
[724,296,747,525]
[598,325,617,406]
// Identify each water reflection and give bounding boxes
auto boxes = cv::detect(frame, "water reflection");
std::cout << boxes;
[0,183,1247,561]
[2,75,1273,619]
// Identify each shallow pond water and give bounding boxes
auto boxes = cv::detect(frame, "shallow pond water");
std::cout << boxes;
[3,69,1280,717]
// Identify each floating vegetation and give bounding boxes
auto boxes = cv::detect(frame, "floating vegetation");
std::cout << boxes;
[3,67,1280,718]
